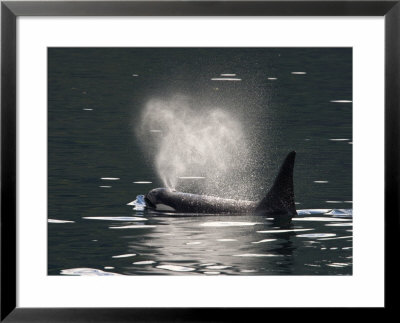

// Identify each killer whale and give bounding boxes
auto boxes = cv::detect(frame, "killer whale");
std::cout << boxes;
[143,151,297,220]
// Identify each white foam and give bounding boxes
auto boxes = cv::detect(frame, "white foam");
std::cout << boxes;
[268,77,277,80]
[99,186,112,188]
[83,108,93,111]
[314,180,329,183]
[185,241,201,245]
[291,72,306,74]
[220,74,236,76]
[101,177,120,180]
[203,271,220,275]
[133,181,152,184]
[149,129,162,133]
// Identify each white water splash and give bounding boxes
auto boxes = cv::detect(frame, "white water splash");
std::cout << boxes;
[137,96,255,199]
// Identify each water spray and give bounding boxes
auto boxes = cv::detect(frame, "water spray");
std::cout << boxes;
[136,96,256,199]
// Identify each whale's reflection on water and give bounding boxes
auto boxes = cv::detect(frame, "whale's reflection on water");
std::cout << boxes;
[54,209,352,276]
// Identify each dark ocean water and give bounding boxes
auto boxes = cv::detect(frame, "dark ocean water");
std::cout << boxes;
[48,48,352,275]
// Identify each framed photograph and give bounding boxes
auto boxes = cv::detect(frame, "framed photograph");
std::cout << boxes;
[1,0,398,321]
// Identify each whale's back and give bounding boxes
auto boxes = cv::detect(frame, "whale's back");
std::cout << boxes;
[144,151,297,219]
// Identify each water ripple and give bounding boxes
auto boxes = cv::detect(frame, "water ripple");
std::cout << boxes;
[112,254,136,258]
[251,239,277,244]
[297,233,336,238]
[48,219,75,223]
[109,225,156,229]
[156,264,196,272]
[61,268,122,276]
[133,260,156,265]
[200,222,261,227]
[318,235,352,241]
[83,216,147,221]
[257,228,313,234]
[293,217,351,222]
[233,254,282,257]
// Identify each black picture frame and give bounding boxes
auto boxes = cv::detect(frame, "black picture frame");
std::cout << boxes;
[1,0,398,321]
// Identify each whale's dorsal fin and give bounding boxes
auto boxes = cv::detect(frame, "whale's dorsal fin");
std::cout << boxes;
[256,151,297,218]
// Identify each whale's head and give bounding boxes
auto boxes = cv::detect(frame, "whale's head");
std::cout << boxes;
[144,188,162,208]
[144,188,176,211]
